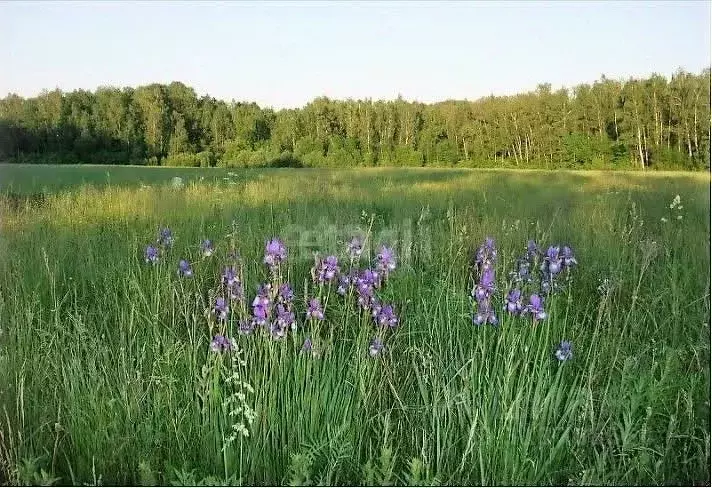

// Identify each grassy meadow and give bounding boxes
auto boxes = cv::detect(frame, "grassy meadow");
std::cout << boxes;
[0,164,710,485]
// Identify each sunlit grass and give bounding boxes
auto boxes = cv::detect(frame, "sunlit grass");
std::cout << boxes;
[0,166,709,485]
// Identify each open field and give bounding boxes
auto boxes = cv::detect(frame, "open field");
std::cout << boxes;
[0,165,710,485]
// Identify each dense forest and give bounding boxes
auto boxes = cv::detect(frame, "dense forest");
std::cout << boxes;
[0,69,709,170]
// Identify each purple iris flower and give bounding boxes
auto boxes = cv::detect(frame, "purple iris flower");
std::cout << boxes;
[504,289,524,315]
[238,319,254,336]
[370,298,382,319]
[472,267,496,301]
[313,255,341,284]
[527,294,547,321]
[369,337,384,357]
[347,237,364,259]
[222,267,243,300]
[213,297,229,321]
[544,246,562,275]
[222,266,238,286]
[473,301,498,327]
[278,283,294,303]
[375,246,397,276]
[555,341,573,361]
[210,334,233,353]
[561,246,577,268]
[355,276,376,310]
[252,303,269,326]
[269,321,288,340]
[252,283,272,308]
[301,337,313,353]
[526,240,539,260]
[275,303,296,330]
[177,259,193,277]
[264,238,287,269]
[145,245,159,264]
[509,257,531,283]
[200,239,214,257]
[359,269,381,288]
[376,304,399,328]
[158,227,174,247]
[322,255,340,281]
[306,298,325,321]
[227,281,243,301]
[357,292,375,310]
[336,274,351,295]
[475,237,497,272]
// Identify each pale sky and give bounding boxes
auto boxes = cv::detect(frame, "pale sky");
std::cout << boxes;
[1,0,710,108]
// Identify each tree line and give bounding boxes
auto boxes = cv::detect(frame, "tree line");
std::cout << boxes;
[0,68,709,170]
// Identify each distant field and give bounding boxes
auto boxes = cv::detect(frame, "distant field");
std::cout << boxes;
[0,163,709,194]
[0,165,709,485]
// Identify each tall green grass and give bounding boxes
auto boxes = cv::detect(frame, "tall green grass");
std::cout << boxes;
[0,167,709,485]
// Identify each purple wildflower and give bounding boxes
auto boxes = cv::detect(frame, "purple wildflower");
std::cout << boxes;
[509,257,531,283]
[301,337,313,353]
[355,273,377,310]
[357,289,375,310]
[475,237,497,273]
[561,246,577,269]
[238,319,254,336]
[543,246,562,276]
[222,266,238,286]
[177,259,193,277]
[158,227,173,247]
[368,337,384,357]
[252,303,269,326]
[336,274,351,295]
[275,304,296,330]
[473,301,498,327]
[252,283,272,308]
[278,283,294,304]
[214,297,229,321]
[269,321,288,340]
[313,255,341,284]
[375,246,397,276]
[359,268,381,288]
[227,282,243,301]
[504,289,524,315]
[472,267,496,301]
[526,294,547,321]
[555,340,573,362]
[222,267,243,301]
[264,238,287,269]
[370,298,382,319]
[306,298,324,321]
[210,334,233,353]
[376,304,399,328]
[200,239,214,257]
[145,245,159,265]
[347,236,364,260]
[526,240,539,260]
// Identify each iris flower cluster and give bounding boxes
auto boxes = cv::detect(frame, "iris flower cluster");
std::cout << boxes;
[143,229,404,358]
[502,240,578,323]
[312,255,341,284]
[209,239,297,344]
[539,245,577,295]
[144,227,175,264]
[331,243,400,357]
[471,237,498,326]
[470,236,579,362]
